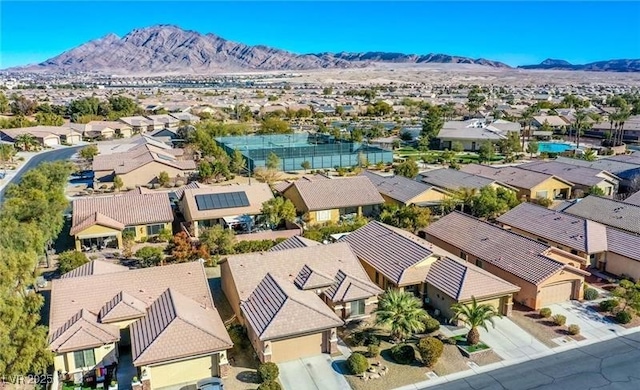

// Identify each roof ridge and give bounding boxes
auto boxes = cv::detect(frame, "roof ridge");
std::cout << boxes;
[270,274,342,325]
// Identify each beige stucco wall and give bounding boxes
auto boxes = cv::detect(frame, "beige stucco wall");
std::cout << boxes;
[146,354,219,389]
[118,162,193,188]
[220,261,243,323]
[54,343,117,374]
[605,252,640,281]
[74,224,123,250]
[530,178,572,200]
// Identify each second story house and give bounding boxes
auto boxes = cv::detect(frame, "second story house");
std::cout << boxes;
[421,212,589,309]
[279,176,384,224]
[49,261,232,389]
[221,243,382,363]
[70,193,173,251]
[460,163,573,202]
[518,161,619,197]
[341,221,520,319]
[361,170,450,207]
[179,183,274,237]
[497,202,640,281]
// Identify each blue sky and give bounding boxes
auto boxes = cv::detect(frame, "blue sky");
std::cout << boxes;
[1,1,639,68]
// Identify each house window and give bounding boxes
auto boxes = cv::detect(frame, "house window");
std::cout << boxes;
[460,251,468,260]
[146,224,164,236]
[375,271,380,285]
[571,249,578,255]
[475,259,483,268]
[73,349,96,368]
[316,210,332,222]
[535,191,548,199]
[350,300,366,316]
[123,226,136,235]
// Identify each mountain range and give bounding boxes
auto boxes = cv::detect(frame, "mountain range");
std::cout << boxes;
[8,25,639,74]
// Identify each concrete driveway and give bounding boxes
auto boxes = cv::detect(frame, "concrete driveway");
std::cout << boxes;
[278,355,351,390]
[478,317,551,360]
[548,301,625,341]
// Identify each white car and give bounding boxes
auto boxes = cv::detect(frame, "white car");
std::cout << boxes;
[196,378,223,390]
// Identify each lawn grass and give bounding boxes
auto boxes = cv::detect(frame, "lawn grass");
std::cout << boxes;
[453,335,491,354]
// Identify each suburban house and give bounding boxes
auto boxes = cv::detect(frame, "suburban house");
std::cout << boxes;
[532,115,569,130]
[145,114,180,130]
[69,121,134,140]
[70,193,173,250]
[119,116,155,133]
[0,125,82,146]
[220,243,382,362]
[436,119,516,151]
[460,164,573,201]
[361,170,450,207]
[49,261,232,389]
[417,168,518,193]
[518,161,619,197]
[279,176,384,224]
[169,112,201,123]
[340,221,520,319]
[421,212,589,309]
[179,183,274,237]
[92,143,196,188]
[497,202,640,281]
[556,196,640,235]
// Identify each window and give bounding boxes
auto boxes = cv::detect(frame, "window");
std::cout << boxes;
[571,249,578,255]
[350,300,365,316]
[316,210,332,222]
[375,271,380,285]
[73,349,96,368]
[460,251,468,260]
[146,224,164,236]
[475,259,483,268]
[123,226,136,235]
[536,191,548,199]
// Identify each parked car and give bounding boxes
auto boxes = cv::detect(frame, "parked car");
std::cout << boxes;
[196,378,223,390]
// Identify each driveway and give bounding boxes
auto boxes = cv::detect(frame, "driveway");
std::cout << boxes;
[548,301,625,341]
[279,355,351,390]
[478,317,551,360]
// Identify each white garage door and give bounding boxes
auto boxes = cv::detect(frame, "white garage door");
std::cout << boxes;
[44,137,59,146]
[271,333,323,362]
[539,282,573,306]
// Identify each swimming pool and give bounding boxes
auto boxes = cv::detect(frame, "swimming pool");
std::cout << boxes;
[537,142,575,153]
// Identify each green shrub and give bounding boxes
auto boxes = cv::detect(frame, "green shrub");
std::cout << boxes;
[616,310,633,324]
[568,324,580,335]
[347,352,369,375]
[417,337,444,367]
[584,288,599,301]
[391,344,415,365]
[539,308,552,318]
[257,381,282,390]
[258,362,279,382]
[600,299,619,312]
[227,324,249,349]
[233,239,279,254]
[552,314,567,326]
[424,317,441,334]
[367,344,380,358]
[351,330,379,347]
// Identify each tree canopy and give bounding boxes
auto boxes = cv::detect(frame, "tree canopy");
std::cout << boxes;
[394,159,419,179]
[261,197,297,228]
[379,204,432,233]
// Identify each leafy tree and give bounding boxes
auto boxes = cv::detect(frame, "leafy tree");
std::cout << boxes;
[158,171,170,187]
[421,106,444,144]
[365,101,393,117]
[266,152,281,170]
[79,144,99,161]
[69,96,102,120]
[0,91,8,113]
[258,118,291,134]
[10,95,37,116]
[300,160,311,173]
[526,140,539,157]
[35,112,64,126]
[612,280,640,314]
[169,231,195,262]
[497,132,522,158]
[477,141,495,163]
[379,205,432,233]
[199,225,235,255]
[108,95,138,116]
[198,160,214,183]
[57,250,89,274]
[451,297,501,345]
[469,186,520,219]
[135,246,165,267]
[253,167,282,184]
[261,197,297,228]
[588,186,605,196]
[113,175,124,191]
[451,141,464,153]
[0,143,16,167]
[374,289,428,341]
[395,159,419,178]
[466,88,486,115]
[322,87,333,96]
[230,148,246,175]
[122,230,136,258]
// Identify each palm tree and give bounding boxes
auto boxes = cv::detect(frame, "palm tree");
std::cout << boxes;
[14,134,36,151]
[583,149,597,162]
[374,289,429,342]
[451,297,502,346]
[617,109,631,146]
[454,187,478,213]
[573,110,588,152]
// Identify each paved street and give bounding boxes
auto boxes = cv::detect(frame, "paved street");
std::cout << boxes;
[422,332,640,390]
[0,146,83,202]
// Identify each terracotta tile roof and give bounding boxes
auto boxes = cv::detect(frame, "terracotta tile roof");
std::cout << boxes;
[273,174,329,194]
[426,257,520,302]
[92,144,195,174]
[70,212,125,236]
[323,270,382,302]
[269,236,321,252]
[624,190,640,206]
[497,202,609,254]
[130,288,232,366]
[460,164,573,190]
[70,193,173,235]
[99,291,147,323]
[561,196,640,234]
[606,228,640,261]
[240,273,343,341]
[49,309,120,353]
[284,176,384,211]
[294,265,336,290]
[423,212,568,285]
[181,183,274,221]
[61,259,129,279]
[518,161,618,187]
[418,168,512,192]
[361,170,440,204]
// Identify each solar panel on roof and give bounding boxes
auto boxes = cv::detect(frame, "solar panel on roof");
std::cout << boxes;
[195,192,250,211]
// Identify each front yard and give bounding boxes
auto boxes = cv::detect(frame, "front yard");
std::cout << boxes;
[510,304,585,347]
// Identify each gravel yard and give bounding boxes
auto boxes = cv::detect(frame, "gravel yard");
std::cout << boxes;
[510,304,584,347]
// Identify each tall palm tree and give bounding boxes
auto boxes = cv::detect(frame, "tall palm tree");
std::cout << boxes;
[451,297,502,346]
[374,289,429,342]
[14,134,36,151]
[573,110,588,151]
[455,187,478,213]
[617,109,631,146]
